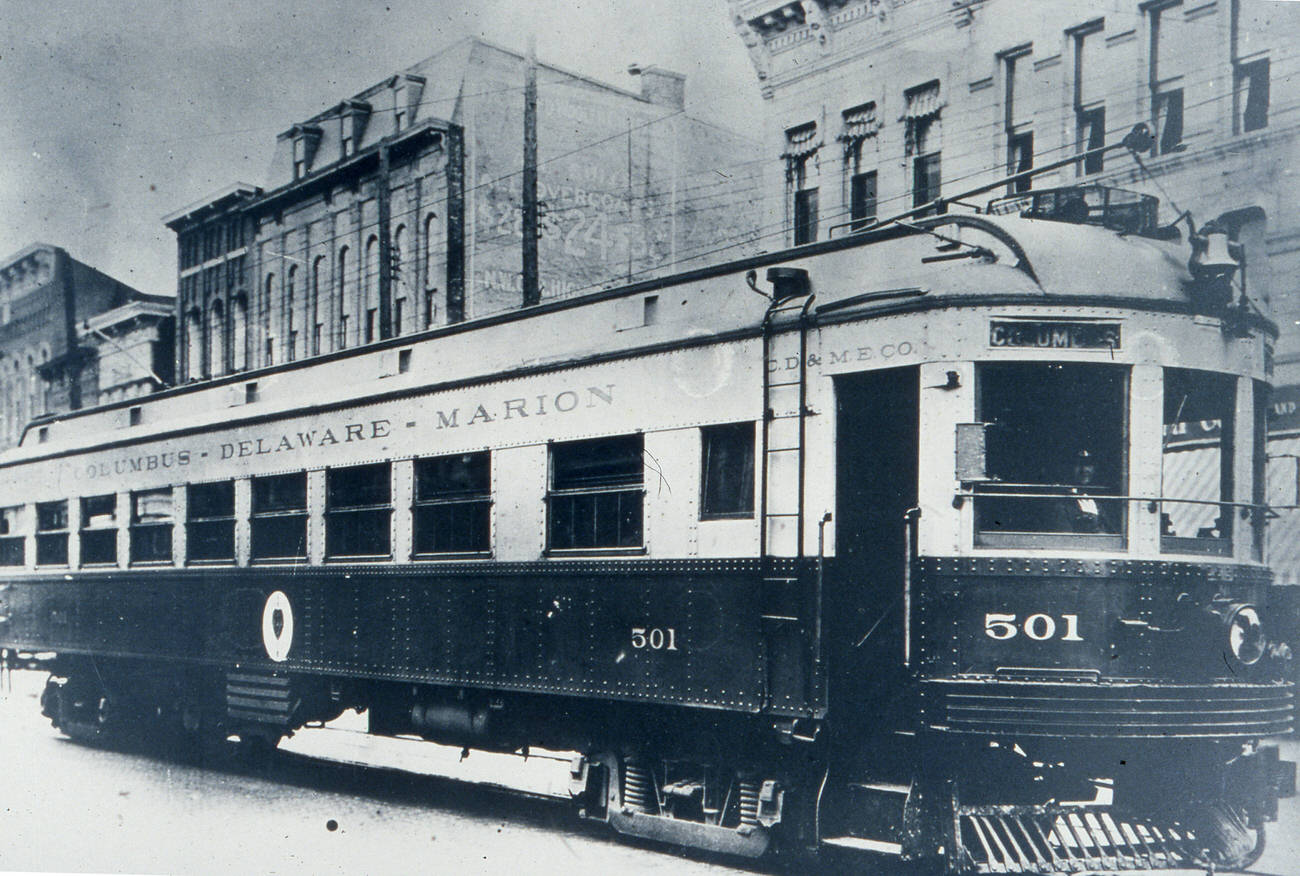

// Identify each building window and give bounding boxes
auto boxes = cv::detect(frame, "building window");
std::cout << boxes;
[904,81,943,213]
[548,435,644,550]
[185,308,202,380]
[364,235,380,342]
[286,265,297,362]
[251,473,307,561]
[1003,49,1034,192]
[36,500,68,566]
[187,481,235,563]
[424,290,436,329]
[326,463,392,559]
[232,295,248,371]
[292,136,307,179]
[337,245,350,349]
[80,494,118,565]
[0,505,26,566]
[130,488,173,564]
[784,123,820,245]
[1149,2,1186,155]
[394,298,405,336]
[1072,21,1106,174]
[414,453,491,555]
[840,102,880,232]
[700,423,755,519]
[1235,58,1269,133]
[423,213,440,296]
[209,299,225,376]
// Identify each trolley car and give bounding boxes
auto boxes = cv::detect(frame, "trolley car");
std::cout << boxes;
[0,182,1293,873]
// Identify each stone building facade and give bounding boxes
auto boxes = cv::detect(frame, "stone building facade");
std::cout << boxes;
[164,38,762,383]
[729,0,1300,592]
[729,0,1297,351]
[0,244,172,449]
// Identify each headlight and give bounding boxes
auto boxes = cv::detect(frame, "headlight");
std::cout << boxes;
[1225,604,1266,666]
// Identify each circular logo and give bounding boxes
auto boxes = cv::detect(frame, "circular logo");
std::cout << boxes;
[261,590,294,663]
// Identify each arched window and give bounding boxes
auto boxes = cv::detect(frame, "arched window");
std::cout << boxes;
[185,308,203,379]
[337,245,350,350]
[232,295,248,372]
[311,255,326,356]
[286,265,298,362]
[364,234,380,343]
[209,299,226,376]
[392,224,407,336]
[264,273,276,366]
[424,213,439,292]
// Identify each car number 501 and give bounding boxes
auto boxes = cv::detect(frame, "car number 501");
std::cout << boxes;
[984,612,1083,642]
[631,627,679,650]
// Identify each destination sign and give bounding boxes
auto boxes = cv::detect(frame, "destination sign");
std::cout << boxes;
[989,320,1121,350]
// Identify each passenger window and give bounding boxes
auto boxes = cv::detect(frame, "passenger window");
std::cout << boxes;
[413,453,490,555]
[1161,368,1235,555]
[188,481,235,563]
[974,363,1127,547]
[36,500,68,566]
[548,435,644,550]
[326,463,392,559]
[700,423,755,519]
[0,505,26,566]
[251,473,307,561]
[130,488,174,564]
[80,494,118,565]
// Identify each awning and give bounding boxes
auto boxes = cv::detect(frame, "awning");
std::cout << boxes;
[781,122,821,159]
[838,102,880,143]
[902,81,944,121]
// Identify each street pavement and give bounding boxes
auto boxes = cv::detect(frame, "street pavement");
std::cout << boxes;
[0,668,1295,876]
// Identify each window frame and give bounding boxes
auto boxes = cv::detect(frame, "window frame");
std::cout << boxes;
[250,472,308,562]
[325,462,393,561]
[0,505,25,566]
[79,493,119,567]
[35,500,68,567]
[187,480,236,564]
[546,434,646,554]
[129,487,174,565]
[412,452,492,558]
[700,422,756,520]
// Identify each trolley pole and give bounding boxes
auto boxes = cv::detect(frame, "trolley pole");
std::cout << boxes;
[522,35,540,307]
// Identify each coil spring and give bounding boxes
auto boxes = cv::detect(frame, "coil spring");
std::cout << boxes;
[623,761,653,813]
[738,780,761,827]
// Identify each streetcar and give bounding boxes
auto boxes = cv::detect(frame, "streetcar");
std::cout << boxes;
[0,177,1293,873]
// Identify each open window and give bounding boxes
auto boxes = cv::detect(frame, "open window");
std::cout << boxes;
[130,488,173,564]
[548,434,644,551]
[251,473,307,561]
[36,500,67,566]
[0,505,25,566]
[973,363,1127,548]
[1161,368,1234,555]
[413,452,490,556]
[80,494,118,565]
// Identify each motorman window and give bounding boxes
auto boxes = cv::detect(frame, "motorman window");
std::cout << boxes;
[700,423,755,519]
[413,452,490,556]
[36,500,67,566]
[80,494,118,565]
[251,473,307,561]
[187,481,235,563]
[548,435,644,550]
[326,462,392,559]
[130,488,173,564]
[1161,368,1234,555]
[974,363,1126,548]
[0,505,25,566]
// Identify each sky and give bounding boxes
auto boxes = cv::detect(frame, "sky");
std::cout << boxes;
[0,0,763,297]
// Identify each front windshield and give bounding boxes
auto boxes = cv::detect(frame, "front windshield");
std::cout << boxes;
[974,363,1127,547]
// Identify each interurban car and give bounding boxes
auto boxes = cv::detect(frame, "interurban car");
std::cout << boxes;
[0,183,1293,873]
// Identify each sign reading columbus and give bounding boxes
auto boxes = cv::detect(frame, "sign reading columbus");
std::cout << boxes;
[989,320,1121,350]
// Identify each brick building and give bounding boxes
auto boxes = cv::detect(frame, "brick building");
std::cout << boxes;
[164,38,762,383]
[0,244,172,449]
